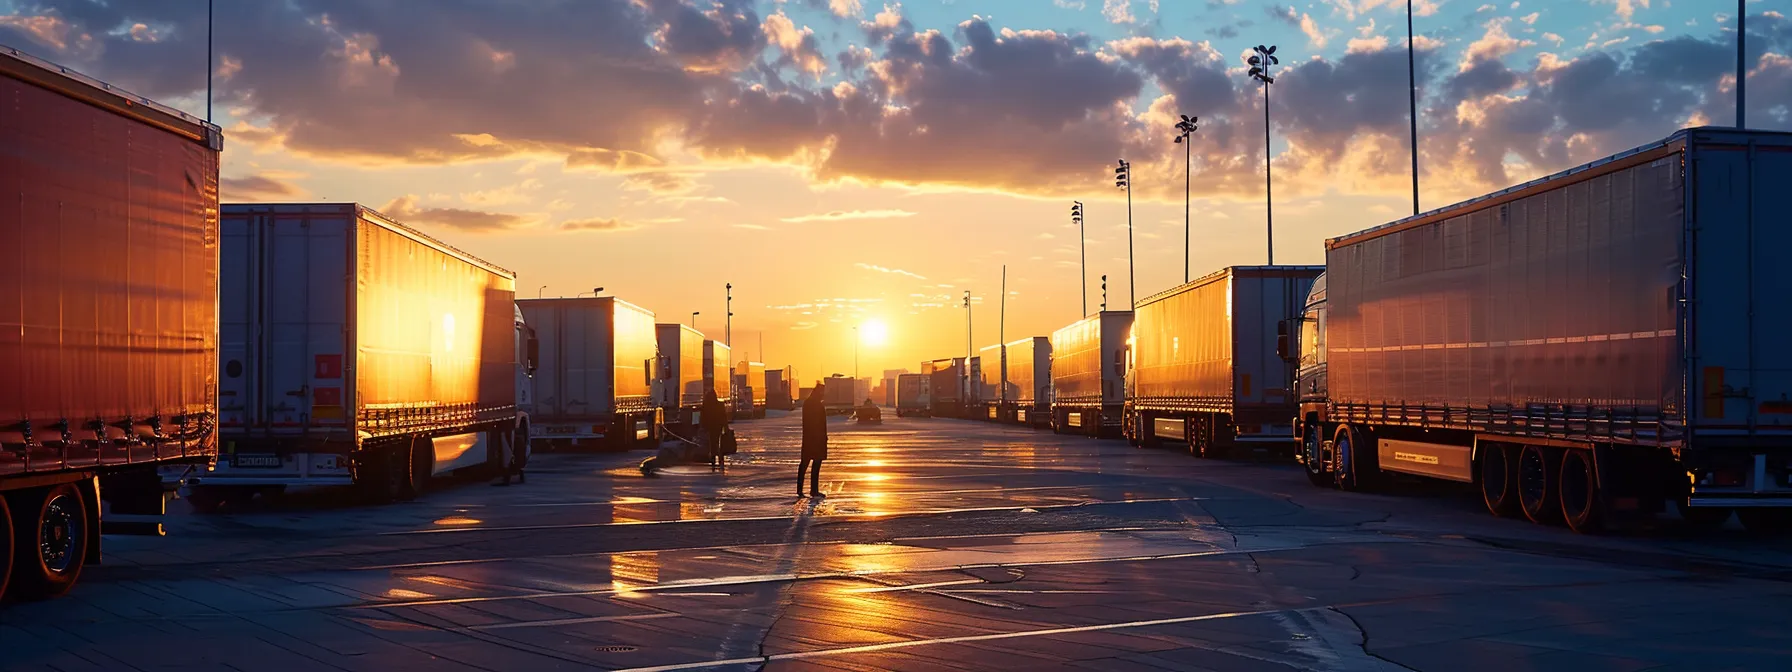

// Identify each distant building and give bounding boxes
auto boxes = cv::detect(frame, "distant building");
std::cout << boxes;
[881,368,908,406]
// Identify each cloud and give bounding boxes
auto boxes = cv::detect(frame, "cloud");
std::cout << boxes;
[380,195,533,232]
[1103,0,1135,25]
[620,172,699,195]
[781,209,917,223]
[219,174,304,200]
[733,223,772,230]
[460,178,543,206]
[560,216,678,232]
[763,12,828,79]
[855,262,926,279]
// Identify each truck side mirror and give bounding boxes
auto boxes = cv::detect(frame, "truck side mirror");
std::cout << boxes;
[1275,320,1292,362]
[525,334,540,374]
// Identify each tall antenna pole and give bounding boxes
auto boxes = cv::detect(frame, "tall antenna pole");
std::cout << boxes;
[964,291,972,401]
[1738,0,1747,129]
[206,0,214,123]
[1407,0,1420,215]
[999,265,1007,405]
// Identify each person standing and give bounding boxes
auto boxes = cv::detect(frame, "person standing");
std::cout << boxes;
[799,383,828,496]
[701,388,729,471]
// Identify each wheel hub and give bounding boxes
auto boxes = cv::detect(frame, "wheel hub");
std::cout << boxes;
[39,495,78,573]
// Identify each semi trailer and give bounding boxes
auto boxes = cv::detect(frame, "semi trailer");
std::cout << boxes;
[823,375,857,413]
[1124,266,1322,457]
[518,297,658,451]
[736,361,767,418]
[925,358,966,418]
[765,366,794,411]
[1295,127,1792,534]
[655,323,705,430]
[1051,312,1133,437]
[202,203,535,507]
[977,344,1007,421]
[1006,337,1053,427]
[896,374,932,417]
[702,340,732,423]
[1,46,222,600]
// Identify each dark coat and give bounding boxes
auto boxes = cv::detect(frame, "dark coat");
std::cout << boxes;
[701,393,727,435]
[801,393,828,460]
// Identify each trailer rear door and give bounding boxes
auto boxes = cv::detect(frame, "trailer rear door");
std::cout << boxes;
[220,209,352,435]
[1690,131,1792,434]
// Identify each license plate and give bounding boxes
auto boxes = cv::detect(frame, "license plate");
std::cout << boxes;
[233,454,282,468]
[546,426,577,435]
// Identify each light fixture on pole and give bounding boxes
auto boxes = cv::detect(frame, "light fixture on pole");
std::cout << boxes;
[537,285,547,299]
[1407,0,1420,215]
[963,291,973,400]
[1071,201,1086,317]
[1100,275,1108,312]
[853,326,860,381]
[1114,159,1135,306]
[1247,44,1280,265]
[691,311,700,329]
[1173,115,1199,284]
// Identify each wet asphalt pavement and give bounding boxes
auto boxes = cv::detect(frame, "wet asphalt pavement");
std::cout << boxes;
[7,412,1792,671]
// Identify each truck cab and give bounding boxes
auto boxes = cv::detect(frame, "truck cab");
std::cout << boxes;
[514,303,539,463]
[1293,273,1329,479]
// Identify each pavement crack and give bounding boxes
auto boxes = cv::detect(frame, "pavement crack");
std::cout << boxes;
[1330,607,1421,671]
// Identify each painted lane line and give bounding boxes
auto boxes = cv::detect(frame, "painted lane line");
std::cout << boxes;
[841,579,984,594]
[610,606,1319,672]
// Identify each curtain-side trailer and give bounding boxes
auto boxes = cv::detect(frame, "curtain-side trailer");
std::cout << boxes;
[655,323,705,430]
[1007,337,1052,427]
[519,297,658,451]
[201,203,534,507]
[1125,266,1321,457]
[1,46,222,600]
[1051,312,1133,437]
[1296,127,1792,534]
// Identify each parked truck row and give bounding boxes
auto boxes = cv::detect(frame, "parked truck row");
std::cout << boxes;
[920,127,1792,535]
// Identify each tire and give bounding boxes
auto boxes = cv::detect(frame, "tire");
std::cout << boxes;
[1,494,13,601]
[1302,424,1330,488]
[406,437,432,499]
[8,483,89,600]
[1737,508,1792,535]
[1479,443,1521,518]
[1675,499,1731,533]
[1518,444,1562,525]
[1332,424,1375,491]
[1559,449,1603,534]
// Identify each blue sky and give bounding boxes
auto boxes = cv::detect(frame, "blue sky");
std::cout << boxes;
[1,0,1783,377]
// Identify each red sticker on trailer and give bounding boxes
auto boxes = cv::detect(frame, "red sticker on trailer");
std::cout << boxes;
[315,354,343,379]
[313,387,342,406]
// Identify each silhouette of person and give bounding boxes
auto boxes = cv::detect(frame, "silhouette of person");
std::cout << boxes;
[799,383,829,496]
[701,388,728,470]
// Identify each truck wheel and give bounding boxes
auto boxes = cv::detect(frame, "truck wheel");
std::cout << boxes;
[1559,449,1603,534]
[1302,425,1330,488]
[1737,508,1792,535]
[1478,444,1521,518]
[1,494,13,600]
[1333,428,1369,491]
[8,483,89,600]
[1674,499,1731,532]
[1518,444,1562,525]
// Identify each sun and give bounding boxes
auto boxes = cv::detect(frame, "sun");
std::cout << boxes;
[860,319,890,347]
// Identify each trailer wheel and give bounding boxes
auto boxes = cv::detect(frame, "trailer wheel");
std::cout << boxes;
[1559,449,1603,534]
[8,483,89,600]
[1478,443,1521,518]
[1302,424,1330,488]
[1,494,13,600]
[1737,508,1792,535]
[1518,444,1562,525]
[405,437,432,499]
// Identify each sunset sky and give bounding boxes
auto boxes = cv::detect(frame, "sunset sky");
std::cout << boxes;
[3,0,1786,384]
